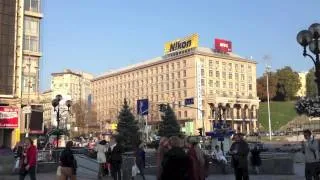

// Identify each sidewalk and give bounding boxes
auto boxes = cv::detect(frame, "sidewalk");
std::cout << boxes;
[0,173,303,180]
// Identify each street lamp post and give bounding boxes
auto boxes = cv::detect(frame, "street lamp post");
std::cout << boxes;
[52,95,72,148]
[266,65,272,141]
[297,23,320,95]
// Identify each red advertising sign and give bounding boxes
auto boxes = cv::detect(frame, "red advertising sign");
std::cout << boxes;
[0,106,18,128]
[214,38,232,53]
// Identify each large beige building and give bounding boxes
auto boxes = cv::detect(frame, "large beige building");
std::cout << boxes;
[92,34,260,135]
[296,72,307,97]
[0,0,42,147]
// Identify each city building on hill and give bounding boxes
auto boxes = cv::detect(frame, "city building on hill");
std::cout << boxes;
[44,69,94,129]
[0,0,43,148]
[296,72,307,97]
[92,34,260,135]
[51,69,93,102]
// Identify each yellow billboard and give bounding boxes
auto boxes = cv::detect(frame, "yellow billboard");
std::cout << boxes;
[164,33,199,54]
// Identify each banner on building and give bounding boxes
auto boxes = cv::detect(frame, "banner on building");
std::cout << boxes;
[214,38,232,53]
[164,33,199,54]
[0,106,18,128]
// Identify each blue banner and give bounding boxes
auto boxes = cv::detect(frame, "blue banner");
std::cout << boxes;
[137,99,149,115]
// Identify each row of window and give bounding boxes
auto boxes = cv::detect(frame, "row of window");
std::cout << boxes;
[205,80,253,90]
[95,60,188,85]
[95,79,188,95]
[204,70,252,81]
[95,89,189,104]
[205,59,252,72]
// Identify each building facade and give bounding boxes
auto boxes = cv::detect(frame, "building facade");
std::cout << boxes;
[297,72,307,97]
[0,0,42,148]
[40,90,52,129]
[92,34,260,135]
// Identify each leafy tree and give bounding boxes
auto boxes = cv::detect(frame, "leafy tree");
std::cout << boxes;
[256,72,278,101]
[275,66,301,101]
[117,99,140,150]
[158,104,181,137]
[306,68,317,97]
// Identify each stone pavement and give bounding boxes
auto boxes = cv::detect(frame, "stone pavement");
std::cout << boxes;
[0,173,303,180]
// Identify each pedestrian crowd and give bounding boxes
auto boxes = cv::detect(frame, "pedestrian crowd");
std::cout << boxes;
[14,129,320,180]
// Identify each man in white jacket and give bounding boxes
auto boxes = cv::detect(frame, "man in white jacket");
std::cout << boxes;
[302,129,320,180]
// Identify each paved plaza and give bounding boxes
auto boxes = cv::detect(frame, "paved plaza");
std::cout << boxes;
[0,163,305,180]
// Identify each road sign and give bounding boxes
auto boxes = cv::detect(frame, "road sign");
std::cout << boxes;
[137,99,149,115]
[23,106,31,114]
[184,98,194,105]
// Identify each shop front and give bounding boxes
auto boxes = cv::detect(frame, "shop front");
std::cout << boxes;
[0,106,19,148]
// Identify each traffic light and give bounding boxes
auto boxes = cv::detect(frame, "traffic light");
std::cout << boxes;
[197,128,203,136]
[159,104,166,112]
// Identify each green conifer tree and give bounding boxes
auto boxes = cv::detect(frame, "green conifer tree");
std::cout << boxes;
[158,104,181,137]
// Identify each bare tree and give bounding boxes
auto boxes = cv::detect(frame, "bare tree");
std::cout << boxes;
[71,101,98,135]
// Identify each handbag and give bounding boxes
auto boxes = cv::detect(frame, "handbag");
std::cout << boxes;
[131,163,140,177]
[61,167,73,177]
[56,166,61,176]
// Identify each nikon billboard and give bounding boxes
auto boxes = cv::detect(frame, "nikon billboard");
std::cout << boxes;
[164,33,199,54]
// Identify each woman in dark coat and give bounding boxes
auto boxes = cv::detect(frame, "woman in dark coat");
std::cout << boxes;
[250,144,261,174]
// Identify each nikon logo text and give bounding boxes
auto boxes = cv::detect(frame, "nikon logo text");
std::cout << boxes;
[169,40,192,52]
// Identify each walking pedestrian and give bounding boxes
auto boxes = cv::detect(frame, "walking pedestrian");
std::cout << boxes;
[19,138,37,180]
[229,133,250,180]
[134,143,146,180]
[12,142,23,173]
[250,144,261,174]
[156,137,169,180]
[59,141,77,180]
[95,139,107,179]
[302,129,320,180]
[161,136,189,180]
[107,136,123,180]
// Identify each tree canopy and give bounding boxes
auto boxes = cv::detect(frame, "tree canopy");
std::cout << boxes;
[256,72,278,101]
[275,66,301,101]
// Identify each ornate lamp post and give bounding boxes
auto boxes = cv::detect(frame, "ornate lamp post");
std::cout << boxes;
[52,94,72,148]
[297,23,320,94]
[296,23,320,120]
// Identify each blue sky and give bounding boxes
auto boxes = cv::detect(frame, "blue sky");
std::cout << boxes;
[40,0,320,91]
